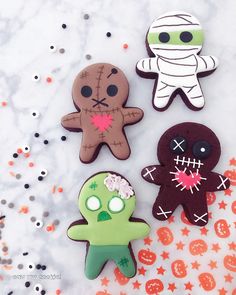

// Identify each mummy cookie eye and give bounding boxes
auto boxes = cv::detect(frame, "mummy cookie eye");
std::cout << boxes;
[192,140,211,159]
[34,220,44,229]
[108,196,125,213]
[158,32,170,43]
[86,196,101,211]
[40,169,48,177]
[32,74,40,82]
[170,136,187,154]
[107,85,118,97]
[81,85,92,97]
[27,262,35,271]
[33,284,43,292]
[180,31,193,43]
[49,45,57,53]
[22,145,30,153]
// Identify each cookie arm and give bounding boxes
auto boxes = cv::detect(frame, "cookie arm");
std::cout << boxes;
[206,172,230,192]
[122,107,144,125]
[128,222,150,240]
[136,57,159,73]
[196,55,219,73]
[67,224,90,241]
[61,112,82,130]
[141,165,166,185]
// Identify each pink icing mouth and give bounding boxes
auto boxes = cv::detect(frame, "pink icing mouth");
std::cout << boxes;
[176,170,202,190]
[91,114,113,132]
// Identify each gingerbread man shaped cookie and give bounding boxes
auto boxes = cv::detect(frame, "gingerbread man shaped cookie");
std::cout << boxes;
[136,11,218,111]
[67,172,150,279]
[141,123,230,226]
[61,63,143,163]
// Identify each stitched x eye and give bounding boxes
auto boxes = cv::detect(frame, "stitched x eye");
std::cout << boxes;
[192,140,211,159]
[170,136,187,154]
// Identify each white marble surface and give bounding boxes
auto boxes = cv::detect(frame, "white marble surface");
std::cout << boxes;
[0,0,236,294]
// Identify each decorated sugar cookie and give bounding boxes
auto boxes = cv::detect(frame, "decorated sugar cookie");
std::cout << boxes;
[136,11,218,111]
[141,123,230,226]
[61,63,143,163]
[67,172,150,279]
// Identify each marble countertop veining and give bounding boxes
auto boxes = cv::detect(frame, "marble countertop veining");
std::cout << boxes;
[0,0,236,294]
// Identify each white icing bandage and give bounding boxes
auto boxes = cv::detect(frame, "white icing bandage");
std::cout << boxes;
[104,173,134,199]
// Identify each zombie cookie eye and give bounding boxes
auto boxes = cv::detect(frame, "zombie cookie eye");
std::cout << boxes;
[33,284,43,292]
[192,140,211,159]
[180,31,193,43]
[108,196,125,213]
[170,136,187,154]
[81,85,92,97]
[158,32,170,43]
[86,196,101,211]
[34,220,44,229]
[107,84,118,96]
[49,45,57,53]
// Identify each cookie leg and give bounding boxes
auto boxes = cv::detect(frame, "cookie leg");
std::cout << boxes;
[153,79,176,109]
[113,246,135,278]
[152,188,179,221]
[183,195,208,226]
[80,139,100,163]
[106,133,130,160]
[85,246,108,279]
[182,81,204,109]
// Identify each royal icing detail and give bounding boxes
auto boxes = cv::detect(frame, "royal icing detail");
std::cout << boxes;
[141,123,230,226]
[61,63,143,163]
[104,173,134,199]
[136,11,218,111]
[67,172,150,279]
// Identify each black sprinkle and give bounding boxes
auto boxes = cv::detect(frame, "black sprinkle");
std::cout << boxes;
[13,153,18,158]
[41,265,47,270]
[106,32,111,37]
[7,292,13,295]
[44,140,49,145]
[38,176,43,181]
[24,184,30,189]
[84,14,89,20]
[62,23,67,29]
[0,215,5,220]
[23,252,29,256]
[36,264,41,270]
[41,290,46,295]
[61,136,67,141]
[34,132,40,138]
[25,281,30,288]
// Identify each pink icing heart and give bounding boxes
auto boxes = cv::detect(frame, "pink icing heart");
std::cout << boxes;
[91,114,113,132]
[176,170,201,190]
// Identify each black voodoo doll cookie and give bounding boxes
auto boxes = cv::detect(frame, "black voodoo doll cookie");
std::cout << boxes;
[61,63,143,163]
[141,122,230,226]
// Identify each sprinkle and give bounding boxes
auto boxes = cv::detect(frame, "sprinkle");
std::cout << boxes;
[38,176,43,181]
[43,211,49,217]
[7,292,13,295]
[106,32,111,37]
[41,290,46,295]
[2,246,8,252]
[0,216,5,220]
[25,281,30,288]
[62,23,67,29]
[34,132,40,137]
[44,140,49,145]
[56,289,61,295]
[17,264,23,269]
[30,216,36,222]
[1,200,6,205]
[36,264,42,269]
[24,153,30,158]
[59,48,65,54]
[8,203,14,209]
[29,196,35,201]
[53,219,60,226]
[85,54,92,60]
[24,184,30,189]
[1,101,7,107]
[52,185,56,194]
[46,224,55,232]
[8,161,14,166]
[123,43,128,49]
[28,162,34,167]
[17,148,23,154]
[13,153,18,158]
[58,187,63,193]
[83,13,90,20]
[22,252,29,256]
[15,173,21,179]
[9,171,15,177]
[19,206,29,214]
[41,265,47,270]
[46,77,52,83]
[61,136,66,141]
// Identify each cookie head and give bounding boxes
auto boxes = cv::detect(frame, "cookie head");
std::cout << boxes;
[147,12,204,59]
[157,122,221,171]
[78,172,135,224]
[72,63,129,110]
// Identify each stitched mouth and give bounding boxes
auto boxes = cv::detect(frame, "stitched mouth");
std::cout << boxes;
[174,155,203,169]
[92,98,109,108]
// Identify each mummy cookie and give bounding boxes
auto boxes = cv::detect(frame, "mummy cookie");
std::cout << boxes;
[67,172,150,279]
[141,123,230,226]
[136,11,218,111]
[61,63,143,163]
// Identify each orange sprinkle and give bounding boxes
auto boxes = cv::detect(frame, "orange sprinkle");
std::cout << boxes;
[123,43,128,49]
[56,289,61,295]
[19,206,29,214]
[1,101,7,107]
[58,187,63,193]
[46,77,53,83]
[24,153,30,158]
[17,148,23,154]
[52,185,56,194]
[9,171,15,177]
[8,161,14,166]
[46,224,55,232]
[28,162,34,167]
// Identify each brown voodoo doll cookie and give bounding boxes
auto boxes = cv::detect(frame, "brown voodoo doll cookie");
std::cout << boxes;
[61,63,143,163]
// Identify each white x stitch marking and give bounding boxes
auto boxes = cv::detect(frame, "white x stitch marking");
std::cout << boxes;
[173,139,185,152]
[143,167,156,181]
[156,206,172,219]
[217,175,228,190]
[193,212,208,223]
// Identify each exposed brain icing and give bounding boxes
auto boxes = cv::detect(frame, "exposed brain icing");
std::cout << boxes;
[67,172,150,279]
[136,12,218,111]
[141,123,230,226]
[61,63,143,163]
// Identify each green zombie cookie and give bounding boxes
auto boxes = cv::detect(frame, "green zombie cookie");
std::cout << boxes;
[67,172,150,279]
